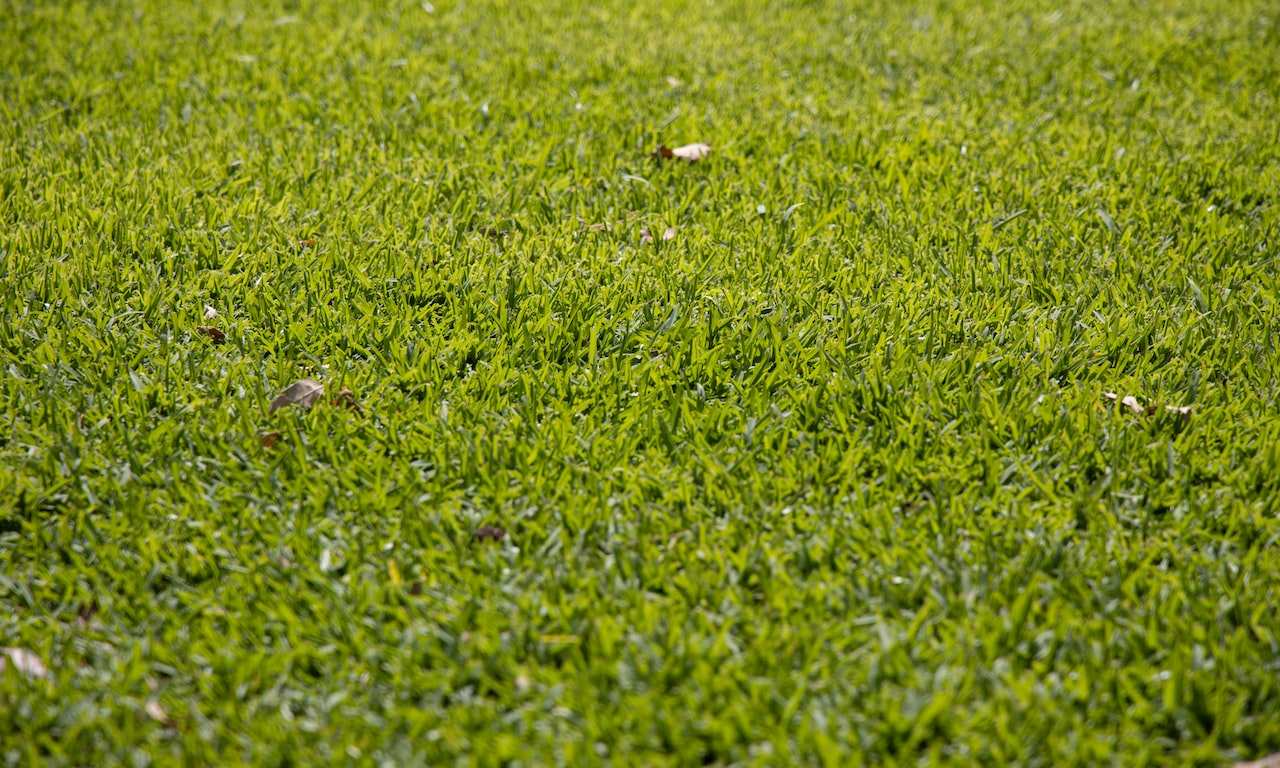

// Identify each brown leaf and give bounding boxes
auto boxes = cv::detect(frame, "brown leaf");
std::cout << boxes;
[1235,753,1280,768]
[298,238,316,249]
[145,699,177,728]
[1,647,49,681]
[195,326,225,343]
[473,525,506,543]
[332,386,363,415]
[261,431,281,449]
[269,379,324,414]
[1102,391,1151,415]
[655,142,710,163]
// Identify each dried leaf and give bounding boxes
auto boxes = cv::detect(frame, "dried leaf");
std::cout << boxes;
[1235,753,1280,768]
[584,222,611,232]
[655,142,711,163]
[269,379,324,414]
[261,431,281,449]
[514,673,533,690]
[664,76,684,87]
[1102,391,1150,415]
[195,326,225,343]
[1,647,49,681]
[203,305,218,320]
[1164,404,1193,416]
[145,699,177,728]
[640,226,677,244]
[332,386,363,415]
[473,525,506,542]
[297,238,316,248]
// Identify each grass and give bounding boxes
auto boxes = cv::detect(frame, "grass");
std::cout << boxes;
[2,0,1280,764]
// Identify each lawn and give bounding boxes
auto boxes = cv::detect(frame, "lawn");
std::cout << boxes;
[3,0,1280,764]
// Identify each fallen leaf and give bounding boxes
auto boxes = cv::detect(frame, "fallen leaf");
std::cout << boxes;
[584,222,611,232]
[195,326,225,343]
[473,525,506,542]
[145,699,177,728]
[332,386,363,415]
[76,600,99,630]
[297,238,316,248]
[203,305,218,319]
[1164,404,1193,416]
[665,76,684,87]
[1,647,49,681]
[1102,391,1150,415]
[269,379,324,414]
[640,227,676,244]
[1235,753,1280,768]
[261,431,281,449]
[514,673,533,690]
[655,142,711,163]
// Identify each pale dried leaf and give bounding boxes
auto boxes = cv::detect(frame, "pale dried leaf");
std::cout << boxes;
[1102,391,1148,415]
[203,305,218,319]
[661,227,676,241]
[654,142,711,163]
[269,379,324,414]
[1,647,49,681]
[640,228,654,244]
[145,699,177,728]
[1120,395,1148,415]
[665,76,684,87]
[1164,404,1193,416]
[1235,753,1280,768]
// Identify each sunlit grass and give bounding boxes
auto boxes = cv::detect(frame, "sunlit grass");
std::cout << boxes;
[3,0,1280,764]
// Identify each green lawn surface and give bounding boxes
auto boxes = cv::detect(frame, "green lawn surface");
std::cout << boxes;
[3,0,1280,764]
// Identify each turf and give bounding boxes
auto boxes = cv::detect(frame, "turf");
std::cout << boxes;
[3,0,1280,764]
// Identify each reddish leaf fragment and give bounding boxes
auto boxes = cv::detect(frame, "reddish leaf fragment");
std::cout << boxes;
[1,647,49,681]
[269,379,324,414]
[261,431,281,449]
[298,238,316,248]
[332,387,363,415]
[145,699,177,728]
[473,525,506,543]
[655,142,711,163]
[195,326,225,343]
